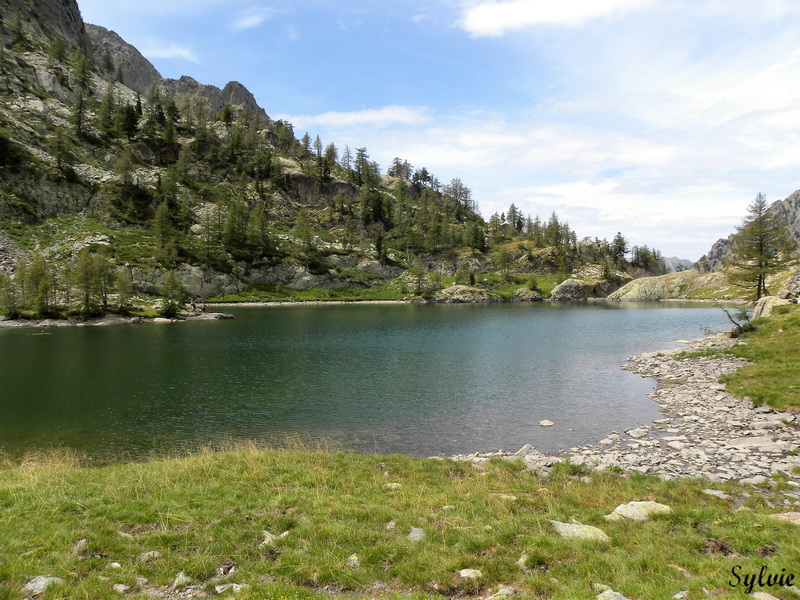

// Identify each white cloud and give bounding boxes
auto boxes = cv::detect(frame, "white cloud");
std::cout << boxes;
[230,7,280,32]
[278,106,433,130]
[140,42,200,63]
[458,0,656,35]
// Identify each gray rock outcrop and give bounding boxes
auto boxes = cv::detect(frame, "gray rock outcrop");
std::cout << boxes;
[550,278,617,300]
[0,0,89,51]
[608,269,730,300]
[434,285,501,303]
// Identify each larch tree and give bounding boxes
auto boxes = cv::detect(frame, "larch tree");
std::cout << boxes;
[729,192,795,300]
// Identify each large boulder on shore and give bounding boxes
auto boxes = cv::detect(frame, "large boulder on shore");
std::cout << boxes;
[434,285,501,303]
[550,278,619,300]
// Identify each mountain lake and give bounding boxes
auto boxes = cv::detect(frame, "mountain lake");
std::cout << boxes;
[0,301,733,461]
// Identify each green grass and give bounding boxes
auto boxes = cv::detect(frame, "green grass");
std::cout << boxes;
[721,304,800,410]
[2,445,799,600]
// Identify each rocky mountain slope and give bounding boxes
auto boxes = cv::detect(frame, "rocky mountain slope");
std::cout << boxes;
[697,190,800,272]
[0,0,680,314]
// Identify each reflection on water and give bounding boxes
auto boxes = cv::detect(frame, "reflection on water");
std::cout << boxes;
[0,302,730,460]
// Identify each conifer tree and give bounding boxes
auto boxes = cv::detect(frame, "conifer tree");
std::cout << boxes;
[729,192,795,299]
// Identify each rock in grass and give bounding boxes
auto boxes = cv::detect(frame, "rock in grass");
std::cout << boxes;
[485,584,515,599]
[172,571,192,588]
[23,576,65,595]
[215,583,251,594]
[604,501,672,522]
[767,512,800,525]
[751,592,783,600]
[112,583,132,594]
[596,590,631,600]
[138,550,161,562]
[259,530,289,547]
[72,538,88,557]
[459,568,483,579]
[346,553,361,569]
[550,520,610,542]
[407,527,426,541]
[383,482,402,490]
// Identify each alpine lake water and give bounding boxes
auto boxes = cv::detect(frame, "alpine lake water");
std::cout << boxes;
[0,301,732,462]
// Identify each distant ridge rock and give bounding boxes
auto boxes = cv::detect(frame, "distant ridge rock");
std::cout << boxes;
[85,24,162,96]
[663,257,694,273]
[156,77,271,123]
[85,25,271,122]
[698,190,800,272]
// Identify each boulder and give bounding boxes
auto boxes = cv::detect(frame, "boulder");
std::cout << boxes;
[23,576,65,596]
[752,296,790,319]
[605,501,672,522]
[550,520,610,542]
[512,287,543,301]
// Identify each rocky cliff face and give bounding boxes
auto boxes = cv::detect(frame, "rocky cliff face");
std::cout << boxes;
[0,0,89,51]
[698,190,800,272]
[85,25,161,96]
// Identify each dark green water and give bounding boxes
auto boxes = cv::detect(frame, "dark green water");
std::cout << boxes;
[0,302,730,460]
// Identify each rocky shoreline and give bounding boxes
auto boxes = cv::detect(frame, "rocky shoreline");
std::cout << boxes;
[453,332,800,489]
[0,312,234,329]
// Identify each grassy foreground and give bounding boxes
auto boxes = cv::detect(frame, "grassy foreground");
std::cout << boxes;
[1,445,800,600]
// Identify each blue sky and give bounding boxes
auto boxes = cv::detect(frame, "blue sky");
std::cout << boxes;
[76,0,800,260]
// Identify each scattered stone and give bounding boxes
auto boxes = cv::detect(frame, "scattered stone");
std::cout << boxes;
[672,592,689,599]
[701,489,732,501]
[112,583,132,594]
[539,420,555,427]
[485,584,515,599]
[215,583,250,594]
[23,576,65,596]
[346,553,361,569]
[767,512,800,525]
[626,427,649,439]
[741,475,768,485]
[515,553,528,569]
[386,520,396,531]
[596,590,631,600]
[458,568,483,579]
[109,562,122,569]
[72,538,88,557]
[172,571,192,588]
[550,520,610,542]
[751,593,782,600]
[407,527,426,541]
[138,550,161,562]
[383,482,402,490]
[605,501,672,522]
[259,530,289,548]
